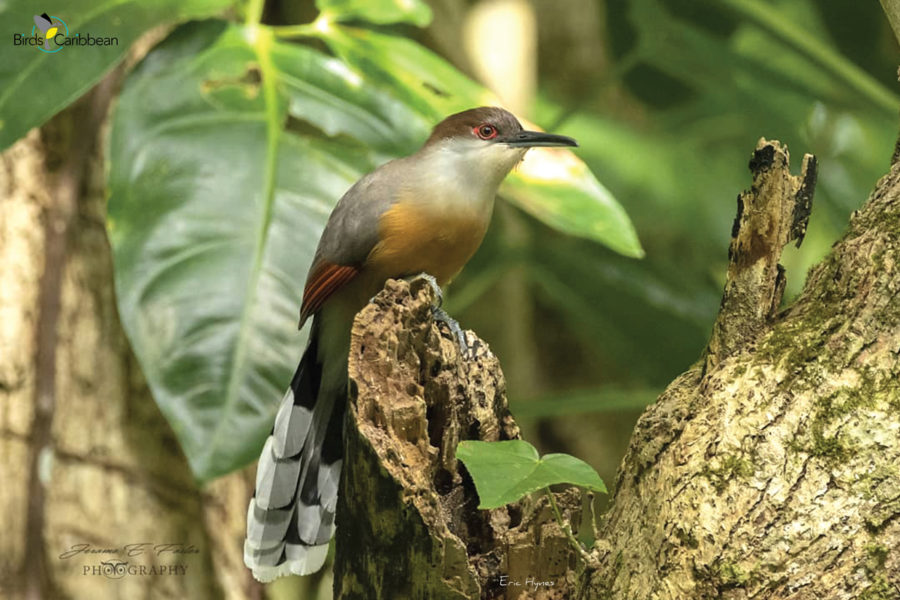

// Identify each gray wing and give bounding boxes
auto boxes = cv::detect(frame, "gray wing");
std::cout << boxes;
[312,157,409,267]
[298,158,410,327]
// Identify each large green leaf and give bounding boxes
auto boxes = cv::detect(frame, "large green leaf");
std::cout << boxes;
[108,21,370,481]
[456,440,607,509]
[0,0,232,150]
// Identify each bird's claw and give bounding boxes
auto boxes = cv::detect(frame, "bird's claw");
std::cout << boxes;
[404,273,471,357]
[432,306,471,357]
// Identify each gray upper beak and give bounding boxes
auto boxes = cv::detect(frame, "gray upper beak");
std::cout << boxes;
[502,130,578,148]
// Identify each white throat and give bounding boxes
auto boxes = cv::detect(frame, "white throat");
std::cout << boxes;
[411,139,526,216]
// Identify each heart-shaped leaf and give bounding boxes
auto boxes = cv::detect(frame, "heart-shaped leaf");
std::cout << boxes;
[456,440,607,509]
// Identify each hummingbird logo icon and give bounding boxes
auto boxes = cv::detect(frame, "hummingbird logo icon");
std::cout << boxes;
[31,13,67,52]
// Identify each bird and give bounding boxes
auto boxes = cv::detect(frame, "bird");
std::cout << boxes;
[33,14,59,51]
[243,106,577,582]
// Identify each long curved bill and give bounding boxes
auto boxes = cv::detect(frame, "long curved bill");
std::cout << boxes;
[502,130,578,148]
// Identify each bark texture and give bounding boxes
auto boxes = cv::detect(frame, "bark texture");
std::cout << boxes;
[0,89,257,600]
[335,278,582,599]
[589,140,900,599]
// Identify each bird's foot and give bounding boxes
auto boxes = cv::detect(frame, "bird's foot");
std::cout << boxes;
[432,306,471,357]
[404,273,470,357]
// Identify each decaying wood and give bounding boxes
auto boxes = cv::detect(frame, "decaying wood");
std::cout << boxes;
[336,278,583,599]
[588,141,900,599]
[706,139,817,368]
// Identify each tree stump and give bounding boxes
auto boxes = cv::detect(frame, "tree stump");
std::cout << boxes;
[335,278,583,599]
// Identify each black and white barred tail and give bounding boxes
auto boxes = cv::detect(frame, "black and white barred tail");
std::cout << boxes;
[243,325,345,582]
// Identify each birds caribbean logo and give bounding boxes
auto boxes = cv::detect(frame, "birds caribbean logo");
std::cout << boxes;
[32,13,68,53]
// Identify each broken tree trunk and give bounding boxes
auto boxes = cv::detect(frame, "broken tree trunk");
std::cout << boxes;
[589,139,900,599]
[335,278,583,599]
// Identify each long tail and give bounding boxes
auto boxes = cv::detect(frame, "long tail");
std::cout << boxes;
[243,321,345,582]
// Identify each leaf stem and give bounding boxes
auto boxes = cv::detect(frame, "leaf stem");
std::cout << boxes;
[545,488,591,561]
[272,12,334,39]
[245,0,265,27]
[272,24,319,39]
[587,491,601,541]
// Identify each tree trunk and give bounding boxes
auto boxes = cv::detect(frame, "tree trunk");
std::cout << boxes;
[336,139,900,600]
[589,140,900,599]
[0,85,257,600]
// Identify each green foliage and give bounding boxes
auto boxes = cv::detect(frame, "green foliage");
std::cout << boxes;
[105,2,639,480]
[510,386,659,419]
[498,0,900,414]
[456,440,606,509]
[0,0,231,150]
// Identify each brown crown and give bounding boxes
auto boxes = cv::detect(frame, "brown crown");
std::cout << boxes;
[425,107,523,146]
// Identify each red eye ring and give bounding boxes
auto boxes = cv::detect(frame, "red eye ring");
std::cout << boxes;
[475,123,498,140]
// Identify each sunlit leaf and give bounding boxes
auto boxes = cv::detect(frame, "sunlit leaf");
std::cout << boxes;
[504,151,643,258]
[269,37,428,155]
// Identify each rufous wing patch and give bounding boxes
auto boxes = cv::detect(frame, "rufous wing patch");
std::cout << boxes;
[299,261,359,327]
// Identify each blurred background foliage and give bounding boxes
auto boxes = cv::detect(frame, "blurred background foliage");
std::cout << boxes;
[420,0,899,502]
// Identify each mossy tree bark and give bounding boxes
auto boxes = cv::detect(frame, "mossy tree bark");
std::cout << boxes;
[337,139,900,600]
[589,140,900,599]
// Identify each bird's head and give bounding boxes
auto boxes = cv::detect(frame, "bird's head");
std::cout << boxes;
[423,107,577,184]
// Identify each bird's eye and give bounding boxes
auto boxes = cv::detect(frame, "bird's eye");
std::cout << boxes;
[475,123,498,140]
